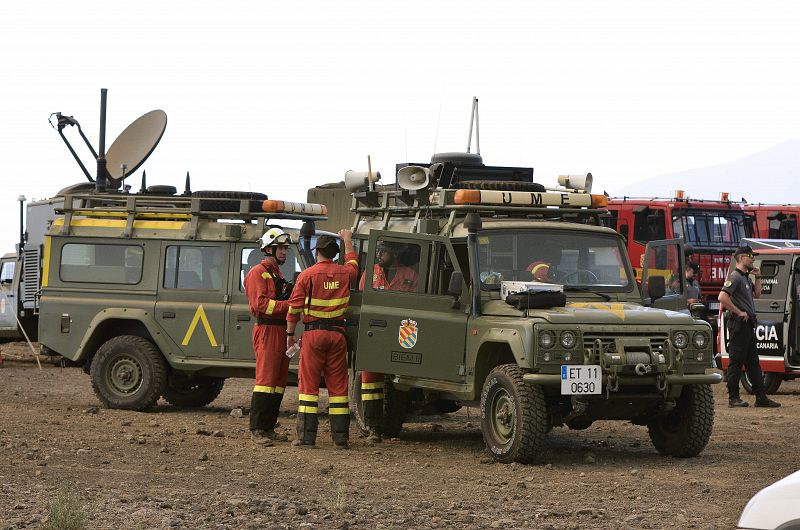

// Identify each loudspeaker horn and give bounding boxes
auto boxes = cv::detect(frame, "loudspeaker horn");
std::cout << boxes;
[344,170,381,192]
[557,173,593,193]
[397,165,431,191]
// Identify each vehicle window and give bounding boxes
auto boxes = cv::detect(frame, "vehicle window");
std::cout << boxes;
[477,230,631,291]
[427,242,459,295]
[361,239,421,293]
[60,243,143,284]
[674,210,747,246]
[0,261,14,284]
[164,246,223,290]
[240,246,301,291]
[633,209,666,243]
[644,244,682,296]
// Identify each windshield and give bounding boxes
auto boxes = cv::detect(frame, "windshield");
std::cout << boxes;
[672,209,746,247]
[477,229,633,291]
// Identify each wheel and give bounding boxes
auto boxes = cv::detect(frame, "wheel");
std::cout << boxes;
[454,180,546,192]
[90,335,167,411]
[480,364,548,464]
[741,371,783,395]
[561,269,600,284]
[647,384,714,458]
[349,371,408,438]
[162,377,225,407]
[192,190,267,212]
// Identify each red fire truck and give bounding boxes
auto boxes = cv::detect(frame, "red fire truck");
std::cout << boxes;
[606,191,749,351]
[743,204,800,240]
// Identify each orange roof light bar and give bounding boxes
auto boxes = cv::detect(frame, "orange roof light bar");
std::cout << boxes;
[720,192,730,202]
[262,200,327,216]
[453,190,482,204]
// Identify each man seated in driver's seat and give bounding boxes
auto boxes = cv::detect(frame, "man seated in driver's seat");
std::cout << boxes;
[359,241,418,292]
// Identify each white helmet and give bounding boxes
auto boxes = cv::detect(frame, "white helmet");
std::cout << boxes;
[259,227,292,249]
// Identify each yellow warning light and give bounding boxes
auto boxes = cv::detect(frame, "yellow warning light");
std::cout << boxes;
[262,200,327,216]
[675,190,686,200]
[720,192,730,202]
[453,190,482,205]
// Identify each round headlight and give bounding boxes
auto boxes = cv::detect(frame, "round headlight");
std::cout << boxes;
[693,332,708,349]
[560,330,577,349]
[673,331,689,349]
[539,330,556,349]
[543,351,552,362]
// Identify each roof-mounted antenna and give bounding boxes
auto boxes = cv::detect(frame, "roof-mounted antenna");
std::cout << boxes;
[183,171,192,196]
[466,97,480,155]
[139,170,147,194]
[95,88,110,193]
[367,155,374,192]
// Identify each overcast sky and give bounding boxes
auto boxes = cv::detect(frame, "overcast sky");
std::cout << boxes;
[1,1,798,250]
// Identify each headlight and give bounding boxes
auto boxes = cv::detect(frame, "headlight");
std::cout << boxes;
[673,331,689,349]
[560,330,577,349]
[539,330,555,349]
[693,331,708,349]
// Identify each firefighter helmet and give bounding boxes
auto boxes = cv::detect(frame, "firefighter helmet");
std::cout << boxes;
[259,227,292,249]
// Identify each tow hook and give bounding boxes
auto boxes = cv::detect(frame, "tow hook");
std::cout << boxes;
[634,363,652,376]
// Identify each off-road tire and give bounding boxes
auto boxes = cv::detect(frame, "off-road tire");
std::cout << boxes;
[480,364,548,464]
[90,335,167,411]
[162,377,225,408]
[191,190,268,212]
[349,371,408,438]
[454,180,546,192]
[647,384,714,458]
[741,371,783,395]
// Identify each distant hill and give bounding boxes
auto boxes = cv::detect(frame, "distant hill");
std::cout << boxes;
[612,139,800,204]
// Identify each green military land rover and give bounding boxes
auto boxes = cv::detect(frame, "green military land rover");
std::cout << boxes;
[319,153,722,463]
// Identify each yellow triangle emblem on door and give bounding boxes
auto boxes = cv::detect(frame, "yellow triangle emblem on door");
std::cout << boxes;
[182,304,218,347]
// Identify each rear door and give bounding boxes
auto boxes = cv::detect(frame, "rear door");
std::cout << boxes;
[0,257,17,332]
[754,255,790,359]
[355,231,469,382]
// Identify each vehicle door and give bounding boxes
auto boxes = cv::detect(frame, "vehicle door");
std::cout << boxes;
[753,254,791,362]
[0,256,17,331]
[226,242,307,361]
[355,231,469,383]
[641,239,687,312]
[155,242,230,359]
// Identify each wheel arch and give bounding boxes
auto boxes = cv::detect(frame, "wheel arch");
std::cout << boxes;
[473,341,517,399]
[77,313,166,374]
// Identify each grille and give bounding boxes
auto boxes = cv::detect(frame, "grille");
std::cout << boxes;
[583,332,669,354]
[22,247,40,308]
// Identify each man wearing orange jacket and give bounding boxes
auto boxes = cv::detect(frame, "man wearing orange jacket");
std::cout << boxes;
[286,230,359,448]
[243,227,294,445]
[358,241,417,443]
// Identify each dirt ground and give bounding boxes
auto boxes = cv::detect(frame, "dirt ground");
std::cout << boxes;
[1,342,798,530]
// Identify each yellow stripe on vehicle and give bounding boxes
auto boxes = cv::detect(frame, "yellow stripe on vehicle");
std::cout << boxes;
[361,382,384,390]
[41,236,51,288]
[329,396,349,403]
[309,296,350,307]
[298,393,319,402]
[298,405,318,414]
[52,218,187,230]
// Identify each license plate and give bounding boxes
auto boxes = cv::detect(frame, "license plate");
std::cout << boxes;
[561,365,602,395]
[707,302,720,310]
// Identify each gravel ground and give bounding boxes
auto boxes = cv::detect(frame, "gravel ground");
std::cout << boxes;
[1,341,798,529]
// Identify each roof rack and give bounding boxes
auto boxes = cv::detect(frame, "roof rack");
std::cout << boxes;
[55,191,327,239]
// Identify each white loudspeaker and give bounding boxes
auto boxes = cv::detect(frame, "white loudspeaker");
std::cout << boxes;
[397,166,431,191]
[558,173,593,193]
[344,170,381,192]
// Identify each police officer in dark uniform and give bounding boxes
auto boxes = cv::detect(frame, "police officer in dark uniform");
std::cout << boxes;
[718,245,780,408]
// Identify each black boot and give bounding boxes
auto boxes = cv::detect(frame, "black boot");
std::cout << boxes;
[729,397,749,408]
[250,392,271,431]
[363,398,383,443]
[293,411,318,447]
[755,394,781,408]
[329,411,351,449]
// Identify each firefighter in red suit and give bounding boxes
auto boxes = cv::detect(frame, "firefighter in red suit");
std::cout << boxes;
[243,227,294,445]
[286,230,359,448]
[357,241,417,443]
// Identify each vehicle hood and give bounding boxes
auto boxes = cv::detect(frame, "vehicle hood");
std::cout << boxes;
[482,300,695,325]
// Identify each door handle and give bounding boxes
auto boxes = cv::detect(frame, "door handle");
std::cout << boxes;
[162,311,176,319]
[237,314,251,322]
[369,319,387,328]
[770,302,780,310]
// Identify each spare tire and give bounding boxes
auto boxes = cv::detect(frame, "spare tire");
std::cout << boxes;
[146,185,177,195]
[454,180,546,192]
[191,190,268,212]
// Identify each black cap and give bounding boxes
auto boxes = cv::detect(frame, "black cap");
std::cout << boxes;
[733,245,754,258]
[313,235,339,252]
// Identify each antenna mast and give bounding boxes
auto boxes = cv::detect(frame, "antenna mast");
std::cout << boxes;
[466,97,480,155]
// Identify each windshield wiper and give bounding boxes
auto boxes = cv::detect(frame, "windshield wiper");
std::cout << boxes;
[563,286,611,301]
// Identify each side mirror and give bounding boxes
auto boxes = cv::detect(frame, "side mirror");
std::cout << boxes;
[689,302,706,319]
[447,271,464,298]
[647,276,666,302]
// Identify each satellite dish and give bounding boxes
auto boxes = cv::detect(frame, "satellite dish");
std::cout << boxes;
[397,166,431,191]
[105,109,167,183]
